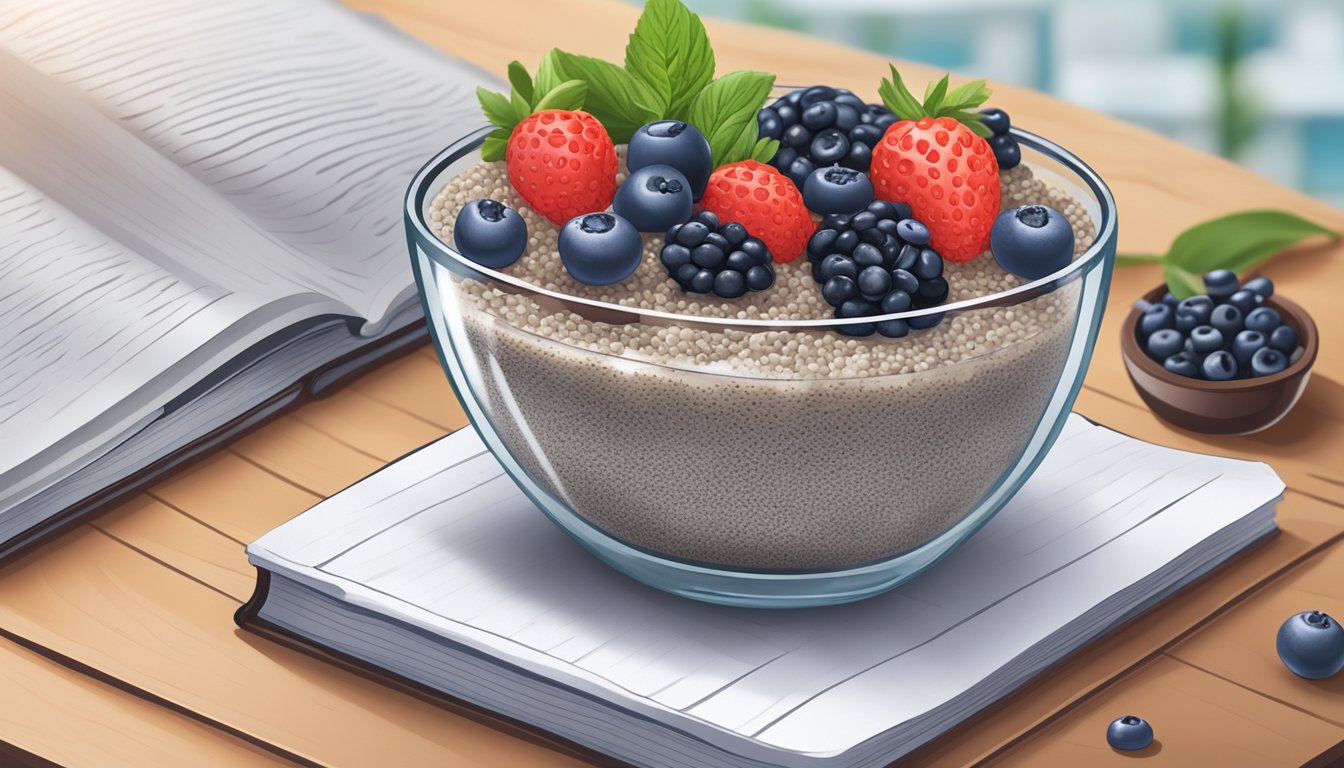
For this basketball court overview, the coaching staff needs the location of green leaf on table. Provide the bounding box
[552,50,664,143]
[1164,209,1338,275]
[533,79,588,113]
[507,61,533,106]
[625,0,715,121]
[687,70,776,166]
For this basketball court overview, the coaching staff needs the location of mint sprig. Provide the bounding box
[687,70,777,167]
[1118,210,1340,298]
[878,66,993,138]
[475,58,587,161]
[550,50,664,143]
[625,0,715,120]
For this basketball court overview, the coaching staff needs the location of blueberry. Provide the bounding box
[894,244,920,271]
[745,265,775,291]
[691,243,725,270]
[1146,328,1184,361]
[1232,330,1267,369]
[803,166,875,215]
[1242,275,1274,299]
[1173,310,1201,334]
[849,123,883,147]
[1226,289,1259,315]
[1106,716,1154,751]
[1209,304,1243,339]
[1251,346,1289,376]
[774,103,798,126]
[613,164,693,232]
[453,198,528,268]
[876,319,910,338]
[1163,352,1200,378]
[822,276,858,306]
[800,85,838,105]
[1244,306,1281,334]
[1201,349,1238,381]
[912,248,944,280]
[1276,610,1344,679]
[808,228,839,257]
[1269,324,1298,354]
[891,268,920,295]
[784,156,817,189]
[852,242,884,268]
[628,121,713,200]
[1160,291,1179,307]
[783,123,813,148]
[757,108,783,140]
[857,265,892,299]
[676,221,709,247]
[880,289,912,314]
[990,205,1074,279]
[896,218,930,246]
[1203,268,1239,300]
[834,104,860,132]
[1137,303,1173,336]
[696,210,720,229]
[833,230,859,254]
[818,254,858,281]
[1176,295,1214,325]
[1189,325,1224,354]
[558,213,642,286]
[979,108,1011,135]
[810,129,850,165]
[713,269,747,299]
[989,134,1021,170]
[801,101,838,130]
[841,142,872,171]
[849,211,878,231]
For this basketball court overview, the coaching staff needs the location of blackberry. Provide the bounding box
[805,199,950,337]
[662,210,775,299]
[758,85,896,188]
[979,108,1021,170]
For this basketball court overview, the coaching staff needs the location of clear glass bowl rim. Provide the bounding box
[405,124,1117,330]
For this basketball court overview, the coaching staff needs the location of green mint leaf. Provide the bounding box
[749,137,780,163]
[509,88,531,123]
[687,70,776,166]
[477,87,520,131]
[922,75,949,114]
[625,0,715,121]
[534,49,565,99]
[1114,253,1164,268]
[944,80,991,110]
[507,61,534,107]
[1164,209,1339,276]
[1164,262,1204,299]
[481,128,510,162]
[532,79,588,112]
[879,65,926,120]
[553,49,662,143]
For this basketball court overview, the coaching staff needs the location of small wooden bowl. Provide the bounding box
[1120,284,1318,435]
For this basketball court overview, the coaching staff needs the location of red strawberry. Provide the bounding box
[869,68,1001,262]
[506,110,617,225]
[699,160,812,263]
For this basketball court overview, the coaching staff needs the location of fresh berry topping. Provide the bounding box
[557,212,643,285]
[699,160,812,263]
[1227,289,1259,314]
[871,68,1000,262]
[979,108,1021,170]
[1277,610,1344,679]
[1232,329,1267,368]
[1269,323,1298,354]
[613,164,693,232]
[989,205,1074,279]
[506,110,618,225]
[759,86,895,184]
[1137,303,1173,337]
[627,121,714,201]
[805,198,949,336]
[1188,325,1224,354]
[1106,716,1154,751]
[661,210,775,298]
[1251,346,1288,376]
[1163,352,1200,377]
[1244,306,1281,334]
[802,167,875,215]
[453,199,528,268]
[1242,275,1274,298]
[1209,304,1242,339]
[1145,328,1183,361]
[979,108,1010,135]
[1203,268,1238,300]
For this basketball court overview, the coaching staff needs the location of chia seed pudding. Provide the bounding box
[427,159,1097,570]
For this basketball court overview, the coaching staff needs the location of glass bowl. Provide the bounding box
[405,126,1117,608]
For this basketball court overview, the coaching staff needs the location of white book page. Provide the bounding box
[250,416,1283,757]
[0,0,490,330]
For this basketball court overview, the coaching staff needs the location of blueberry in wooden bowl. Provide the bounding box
[1120,276,1318,435]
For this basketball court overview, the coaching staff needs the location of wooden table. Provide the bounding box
[3,1,1343,766]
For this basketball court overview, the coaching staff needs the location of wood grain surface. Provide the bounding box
[1,0,1342,766]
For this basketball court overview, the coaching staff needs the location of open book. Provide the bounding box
[240,415,1283,768]
[0,0,490,557]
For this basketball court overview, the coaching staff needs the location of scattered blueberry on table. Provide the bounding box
[453,198,528,268]
[1276,610,1344,679]
[1106,715,1154,751]
[1137,272,1305,380]
[558,212,644,286]
[990,204,1075,280]
[613,164,693,233]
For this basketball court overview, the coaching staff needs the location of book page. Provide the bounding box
[250,416,1283,757]
[0,0,491,329]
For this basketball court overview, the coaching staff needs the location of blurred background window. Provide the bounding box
[645,0,1344,208]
